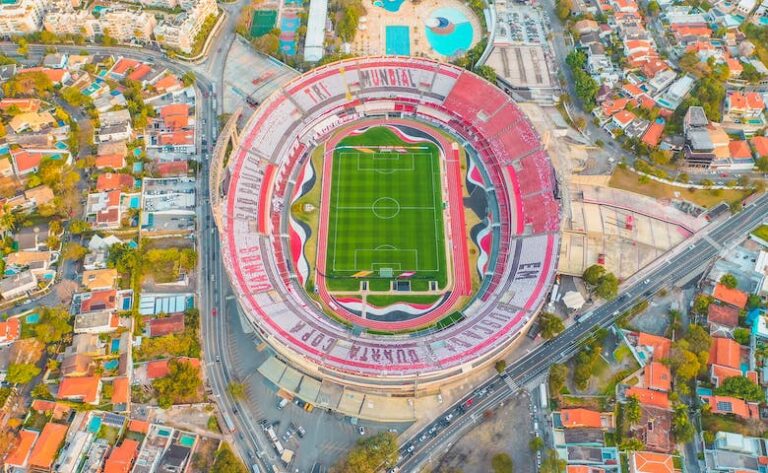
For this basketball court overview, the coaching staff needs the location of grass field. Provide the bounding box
[325,127,447,290]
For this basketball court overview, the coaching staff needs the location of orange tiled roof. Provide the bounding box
[155,75,182,92]
[0,317,21,342]
[747,92,765,110]
[12,149,44,174]
[637,332,672,360]
[614,110,636,125]
[730,140,752,159]
[146,357,201,379]
[0,98,41,113]
[727,58,744,75]
[602,98,631,117]
[626,387,670,409]
[568,467,606,473]
[704,395,758,419]
[642,121,664,147]
[713,283,748,309]
[111,377,130,405]
[111,58,141,76]
[561,408,603,428]
[630,451,677,473]
[127,64,152,82]
[158,131,194,146]
[28,423,68,469]
[708,303,739,327]
[644,362,672,392]
[80,289,117,313]
[623,83,644,98]
[711,364,742,387]
[751,136,768,158]
[96,173,134,191]
[128,419,150,434]
[156,161,188,177]
[31,399,56,412]
[709,337,741,369]
[674,25,712,37]
[57,376,100,403]
[103,439,139,473]
[95,154,126,170]
[19,67,67,84]
[5,429,39,467]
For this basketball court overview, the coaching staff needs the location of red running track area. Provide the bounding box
[314,118,472,331]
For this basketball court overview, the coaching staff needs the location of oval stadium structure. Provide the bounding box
[217,56,561,394]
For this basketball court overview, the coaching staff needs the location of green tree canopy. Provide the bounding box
[625,395,641,425]
[152,359,202,408]
[61,242,88,261]
[33,306,72,345]
[595,273,619,300]
[583,264,606,286]
[6,363,41,385]
[491,453,514,473]
[719,273,738,289]
[671,403,695,443]
[335,432,398,473]
[549,363,569,395]
[540,312,565,339]
[715,375,765,402]
[211,443,247,473]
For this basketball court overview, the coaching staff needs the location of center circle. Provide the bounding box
[371,197,401,219]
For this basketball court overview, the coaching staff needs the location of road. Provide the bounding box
[399,192,768,472]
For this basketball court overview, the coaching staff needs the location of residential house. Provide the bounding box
[104,438,139,472]
[628,451,679,473]
[81,268,118,291]
[147,313,185,337]
[27,423,69,471]
[707,303,740,335]
[0,317,20,345]
[57,376,102,405]
[73,311,119,334]
[4,429,39,470]
[700,394,759,419]
[0,270,37,300]
[713,283,749,309]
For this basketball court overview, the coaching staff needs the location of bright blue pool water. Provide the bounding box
[103,359,119,370]
[25,312,40,324]
[133,162,143,173]
[697,387,713,396]
[110,338,120,353]
[374,0,405,12]
[385,25,411,55]
[425,7,473,57]
[179,435,195,447]
[158,428,171,437]
[129,196,140,209]
[88,416,102,433]
[760,17,768,25]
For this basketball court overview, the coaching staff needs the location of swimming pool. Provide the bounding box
[374,0,405,12]
[385,25,411,55]
[110,338,120,353]
[179,434,196,447]
[88,416,102,433]
[103,359,119,370]
[425,7,473,57]
[25,312,40,324]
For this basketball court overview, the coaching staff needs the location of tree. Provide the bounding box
[475,65,498,83]
[335,432,398,473]
[595,273,619,300]
[719,273,738,289]
[152,359,202,408]
[540,312,565,339]
[757,157,768,173]
[69,219,92,235]
[685,324,712,355]
[227,381,247,400]
[741,61,765,84]
[33,306,72,345]
[692,294,712,316]
[211,443,247,473]
[540,448,566,473]
[495,359,507,374]
[555,0,573,20]
[549,363,568,395]
[671,404,695,443]
[181,71,196,87]
[530,436,545,452]
[625,395,641,425]
[620,438,645,451]
[733,327,751,345]
[61,242,88,261]
[491,453,514,473]
[32,383,53,400]
[6,363,41,385]
[582,264,606,286]
[715,375,765,402]
[647,0,661,14]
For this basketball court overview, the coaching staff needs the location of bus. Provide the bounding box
[222,412,236,432]
[539,383,548,410]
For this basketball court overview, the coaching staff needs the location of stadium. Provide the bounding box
[216,56,561,394]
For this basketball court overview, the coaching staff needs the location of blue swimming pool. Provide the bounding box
[279,12,300,56]
[88,416,102,433]
[111,338,120,353]
[103,359,119,370]
[25,312,40,324]
[425,7,473,57]
[374,0,405,12]
[385,25,411,55]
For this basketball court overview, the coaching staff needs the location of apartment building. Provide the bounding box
[43,7,156,42]
[0,0,46,36]
[153,0,216,53]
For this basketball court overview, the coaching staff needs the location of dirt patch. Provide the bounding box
[189,436,221,473]
[433,394,535,473]
[609,167,749,208]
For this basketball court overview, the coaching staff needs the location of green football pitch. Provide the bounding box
[325,127,447,290]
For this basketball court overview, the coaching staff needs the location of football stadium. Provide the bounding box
[216,56,561,393]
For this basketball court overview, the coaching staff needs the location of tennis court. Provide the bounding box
[385,25,411,55]
[250,10,277,38]
[325,127,447,289]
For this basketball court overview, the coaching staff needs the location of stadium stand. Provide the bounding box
[220,57,560,384]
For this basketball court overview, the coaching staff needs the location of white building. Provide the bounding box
[153,0,217,53]
[303,0,328,62]
[0,0,46,36]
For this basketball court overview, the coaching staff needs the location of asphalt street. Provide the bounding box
[399,193,768,472]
